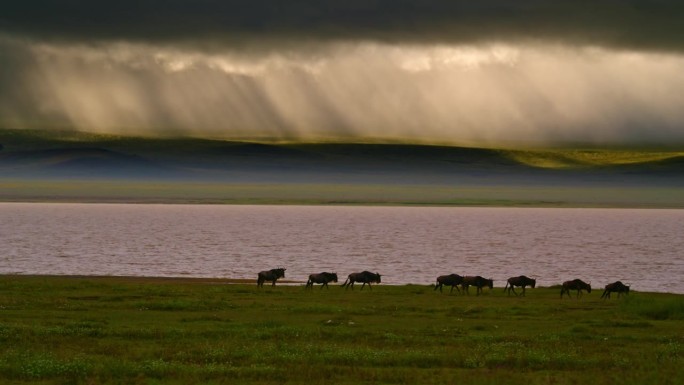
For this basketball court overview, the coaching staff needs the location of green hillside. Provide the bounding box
[2,128,683,175]
[504,149,684,169]
[1,128,683,206]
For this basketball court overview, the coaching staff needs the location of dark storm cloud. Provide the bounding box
[2,1,684,145]
[2,0,684,52]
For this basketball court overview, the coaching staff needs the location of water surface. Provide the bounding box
[1,203,682,293]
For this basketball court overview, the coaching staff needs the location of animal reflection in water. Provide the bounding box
[257,268,286,287]
[601,281,630,299]
[461,276,494,295]
[434,274,464,294]
[306,272,338,289]
[560,279,591,298]
[341,271,382,290]
[504,276,536,296]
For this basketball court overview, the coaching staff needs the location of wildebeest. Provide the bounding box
[461,276,494,295]
[601,281,630,299]
[257,268,286,287]
[341,271,381,290]
[434,274,463,294]
[504,275,536,296]
[560,279,591,298]
[306,272,338,289]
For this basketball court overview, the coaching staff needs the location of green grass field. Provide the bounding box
[2,179,683,208]
[0,276,682,384]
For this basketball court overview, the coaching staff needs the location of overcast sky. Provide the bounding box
[2,1,684,145]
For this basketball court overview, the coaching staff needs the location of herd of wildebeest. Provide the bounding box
[256,268,631,299]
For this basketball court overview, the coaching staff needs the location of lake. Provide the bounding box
[1,203,682,293]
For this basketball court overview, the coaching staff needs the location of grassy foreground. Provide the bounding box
[0,276,682,385]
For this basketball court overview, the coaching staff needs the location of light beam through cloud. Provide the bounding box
[2,37,684,146]
[2,1,684,145]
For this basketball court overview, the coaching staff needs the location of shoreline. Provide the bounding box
[0,274,301,286]
[1,197,683,209]
[3,274,683,295]
[2,179,683,209]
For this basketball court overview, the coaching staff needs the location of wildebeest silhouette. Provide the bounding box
[504,276,536,296]
[341,271,381,290]
[461,276,494,295]
[306,272,338,289]
[257,268,286,287]
[601,281,630,299]
[434,274,463,294]
[560,279,591,298]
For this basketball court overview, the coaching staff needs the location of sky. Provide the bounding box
[2,1,684,146]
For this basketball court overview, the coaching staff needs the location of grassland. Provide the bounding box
[2,179,684,207]
[503,148,684,169]
[0,276,682,384]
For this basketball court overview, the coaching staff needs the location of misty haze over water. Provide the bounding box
[2,203,682,293]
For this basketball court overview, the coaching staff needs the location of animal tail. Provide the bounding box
[341,278,350,288]
[504,282,509,291]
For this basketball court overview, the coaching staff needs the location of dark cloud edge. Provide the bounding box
[1,1,684,53]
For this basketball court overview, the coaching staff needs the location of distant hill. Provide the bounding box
[1,128,683,187]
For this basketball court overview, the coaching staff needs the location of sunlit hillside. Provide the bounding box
[1,128,683,207]
[2,128,684,176]
[504,149,684,169]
